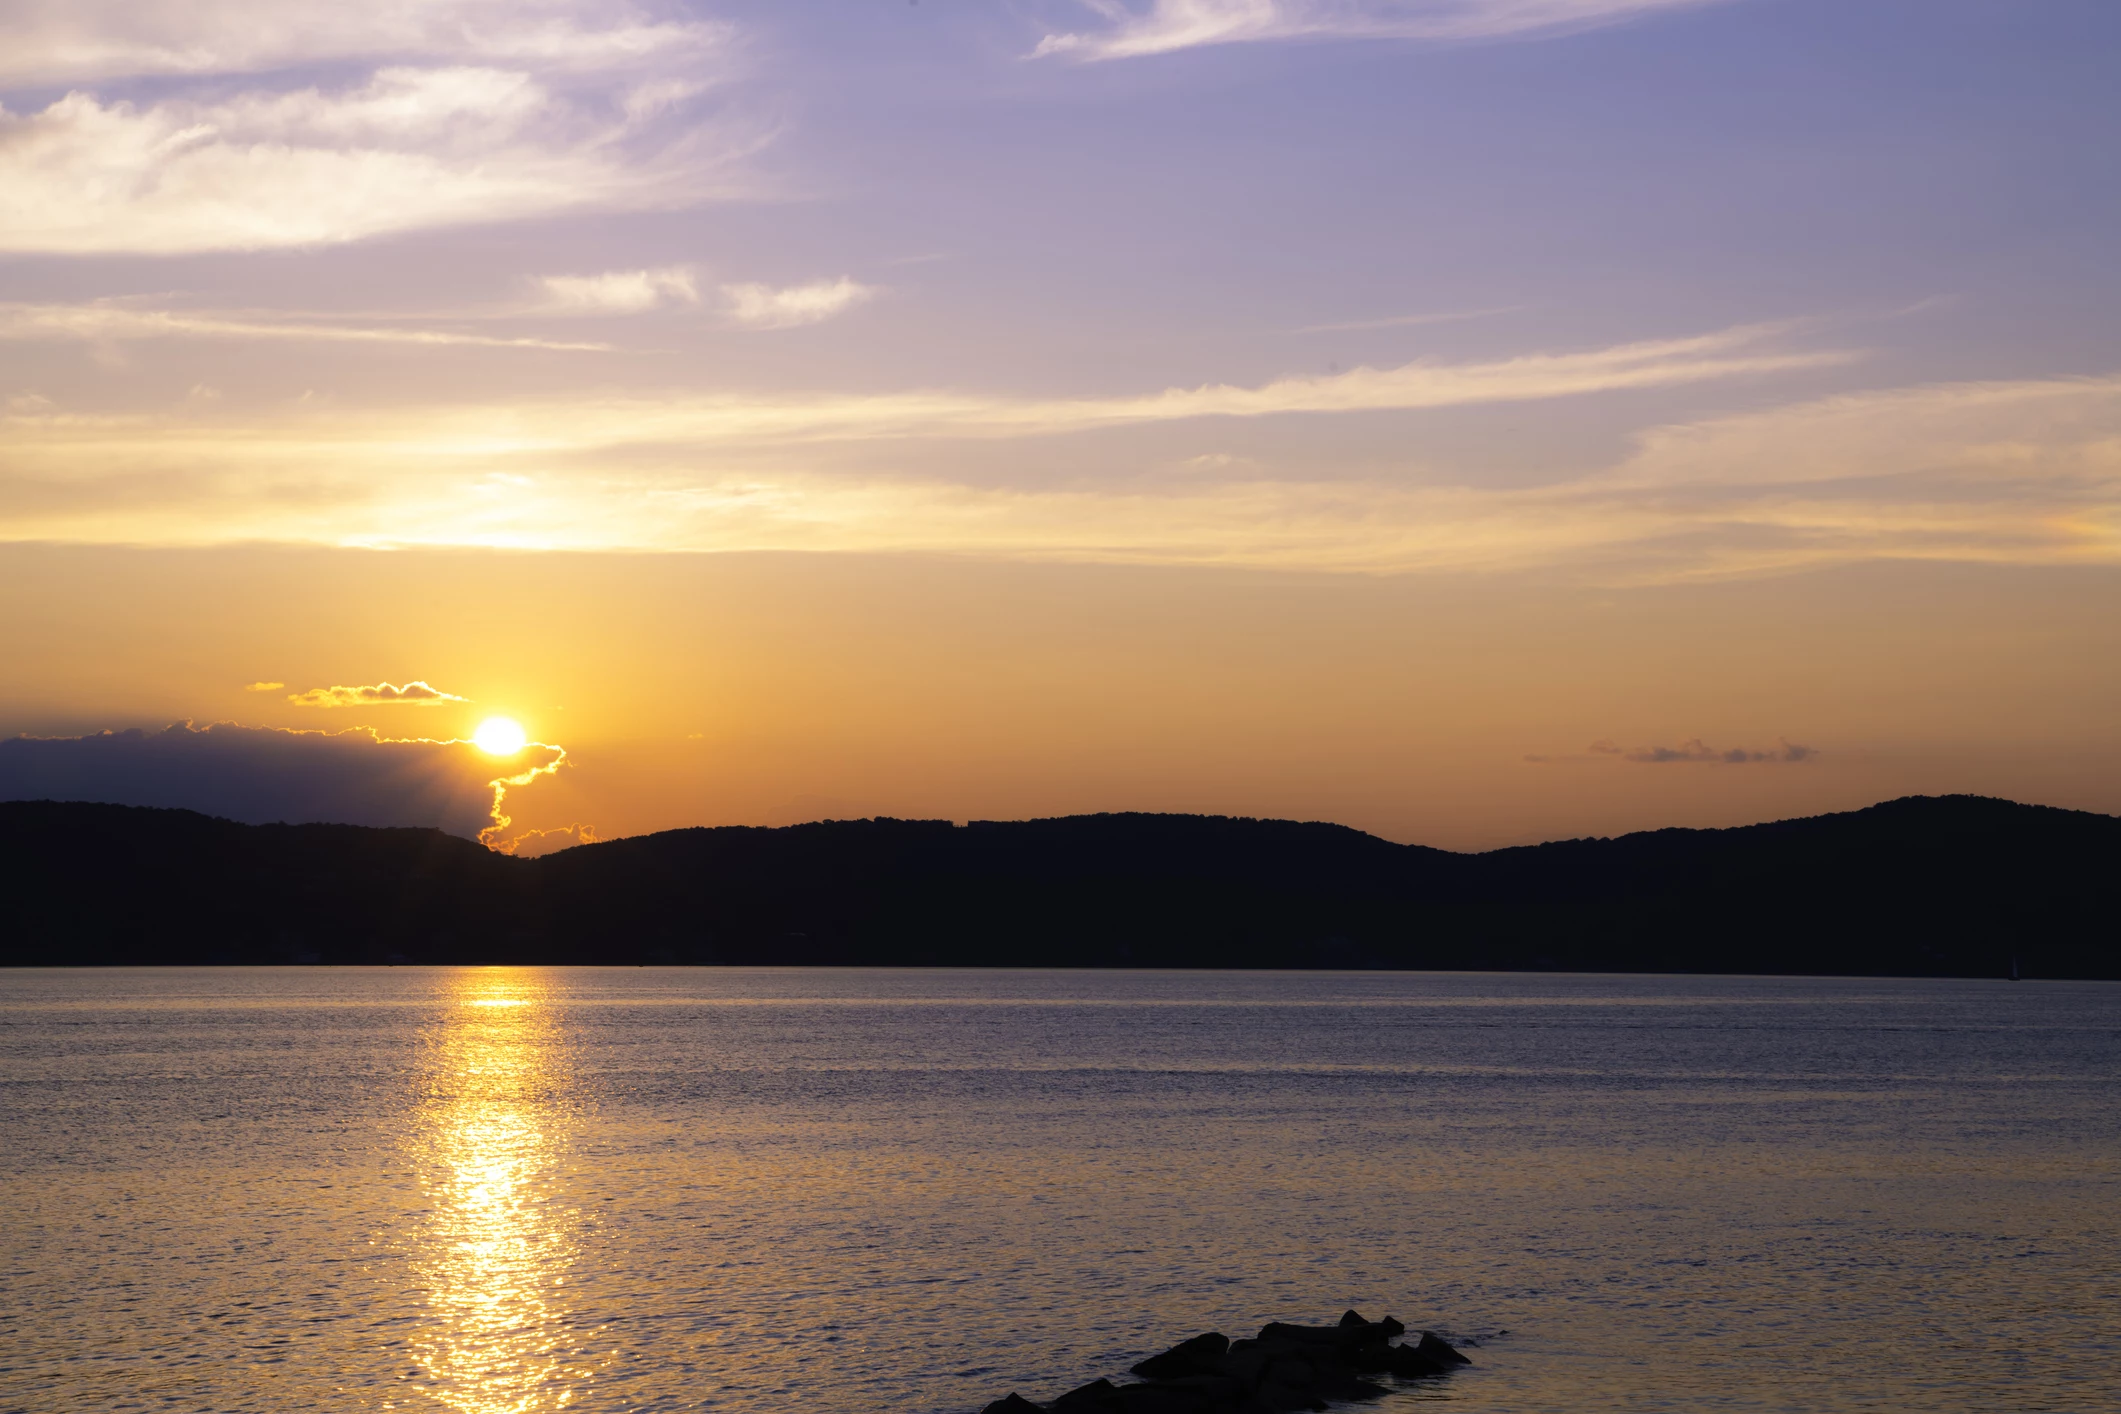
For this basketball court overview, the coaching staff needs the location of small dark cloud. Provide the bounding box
[1605,737,1818,764]
[0,722,563,842]
[1533,737,1819,766]
[287,680,467,708]
[1628,740,1722,763]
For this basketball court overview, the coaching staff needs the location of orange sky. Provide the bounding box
[4,545,2116,851]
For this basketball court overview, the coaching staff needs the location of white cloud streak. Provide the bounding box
[1297,305,1522,334]
[0,300,612,352]
[0,66,757,254]
[18,323,2083,582]
[389,322,1826,441]
[11,322,2110,579]
[0,0,728,86]
[0,321,1834,448]
[721,277,878,330]
[1036,0,1723,60]
[532,267,700,315]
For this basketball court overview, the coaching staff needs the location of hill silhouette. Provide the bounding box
[2,795,2114,976]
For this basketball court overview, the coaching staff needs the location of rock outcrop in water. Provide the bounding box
[976,1311,1471,1414]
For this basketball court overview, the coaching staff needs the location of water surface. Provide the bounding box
[2,968,2116,1412]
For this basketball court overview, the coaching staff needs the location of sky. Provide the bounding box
[2,0,2118,851]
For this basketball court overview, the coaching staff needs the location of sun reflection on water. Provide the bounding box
[405,969,590,1414]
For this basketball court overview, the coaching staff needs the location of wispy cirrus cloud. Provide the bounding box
[0,2,758,257]
[0,0,729,86]
[1297,305,1522,334]
[1035,0,1723,60]
[722,277,878,330]
[10,330,2115,583]
[383,320,1827,439]
[0,300,613,352]
[0,66,760,255]
[287,681,469,708]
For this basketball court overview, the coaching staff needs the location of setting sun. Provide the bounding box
[472,718,527,756]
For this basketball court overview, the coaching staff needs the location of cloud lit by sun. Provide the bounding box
[473,717,528,756]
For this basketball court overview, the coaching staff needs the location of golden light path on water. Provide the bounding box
[401,970,593,1414]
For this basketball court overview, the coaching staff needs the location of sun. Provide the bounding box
[472,717,528,756]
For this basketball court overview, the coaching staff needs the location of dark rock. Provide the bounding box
[1256,1323,1355,1350]
[1256,1323,1337,1344]
[1332,1312,1406,1345]
[1154,1374,1245,1406]
[974,1312,1464,1414]
[1413,1332,1472,1367]
[1258,1352,1322,1389]
[1219,1341,1275,1389]
[1051,1378,1123,1412]
[982,1396,1046,1414]
[1131,1332,1232,1380]
[1113,1379,1230,1414]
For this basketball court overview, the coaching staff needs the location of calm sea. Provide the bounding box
[1,968,2115,1413]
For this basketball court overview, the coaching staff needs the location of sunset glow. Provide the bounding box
[473,718,528,757]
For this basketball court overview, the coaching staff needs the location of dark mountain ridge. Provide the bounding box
[3,795,2114,975]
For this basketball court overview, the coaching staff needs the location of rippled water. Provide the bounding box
[2,968,2116,1413]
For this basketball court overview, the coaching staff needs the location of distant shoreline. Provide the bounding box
[4,794,2115,977]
